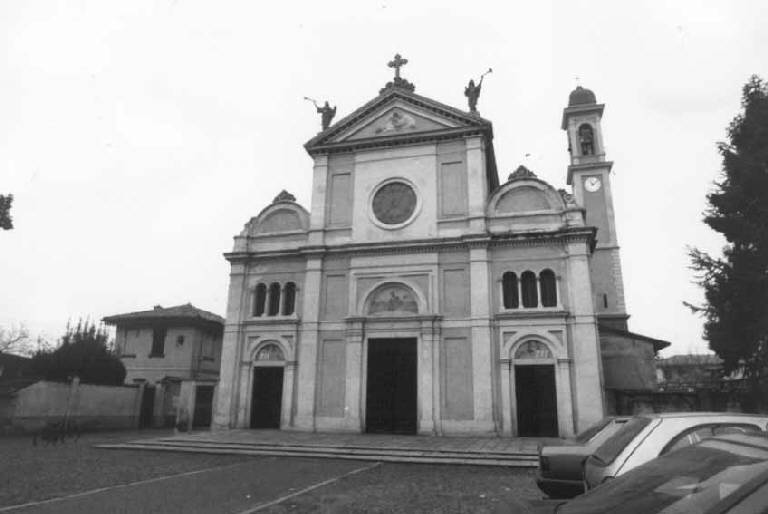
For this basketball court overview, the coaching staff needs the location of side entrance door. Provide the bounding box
[139,385,155,428]
[365,338,417,435]
[250,367,284,428]
[192,385,215,428]
[515,365,558,437]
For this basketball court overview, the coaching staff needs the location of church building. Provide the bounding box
[213,56,662,437]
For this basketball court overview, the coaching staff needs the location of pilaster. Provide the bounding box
[294,256,323,430]
[308,155,329,246]
[469,247,494,428]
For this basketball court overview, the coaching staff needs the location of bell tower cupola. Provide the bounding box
[562,86,628,330]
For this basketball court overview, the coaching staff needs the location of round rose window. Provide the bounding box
[371,181,417,225]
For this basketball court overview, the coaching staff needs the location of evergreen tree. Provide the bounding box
[689,75,768,411]
[0,194,12,230]
[31,319,126,385]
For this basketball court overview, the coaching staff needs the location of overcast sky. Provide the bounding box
[2,0,766,356]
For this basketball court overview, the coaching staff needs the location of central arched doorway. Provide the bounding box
[250,343,285,429]
[514,340,558,437]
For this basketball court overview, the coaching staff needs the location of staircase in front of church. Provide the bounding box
[95,429,542,467]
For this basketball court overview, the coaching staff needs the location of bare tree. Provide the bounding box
[0,323,32,355]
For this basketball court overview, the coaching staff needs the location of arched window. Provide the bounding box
[578,124,595,155]
[282,282,296,315]
[540,269,557,307]
[521,271,538,308]
[267,282,281,316]
[502,272,519,309]
[253,283,267,317]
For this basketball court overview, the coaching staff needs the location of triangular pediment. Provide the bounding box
[305,88,492,154]
[331,101,458,143]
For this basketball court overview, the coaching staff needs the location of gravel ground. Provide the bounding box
[0,430,251,508]
[264,463,542,514]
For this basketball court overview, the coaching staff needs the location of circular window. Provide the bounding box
[371,181,418,226]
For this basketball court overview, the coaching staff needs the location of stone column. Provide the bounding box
[556,358,575,437]
[307,155,329,247]
[469,246,494,431]
[213,262,248,430]
[281,362,296,428]
[565,240,605,431]
[499,359,513,436]
[465,136,488,233]
[294,255,323,430]
[344,319,364,432]
[418,318,439,435]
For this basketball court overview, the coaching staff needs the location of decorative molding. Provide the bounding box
[507,165,537,182]
[272,190,297,204]
[226,227,597,264]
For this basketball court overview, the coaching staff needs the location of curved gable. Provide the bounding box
[496,186,552,213]
[256,208,303,233]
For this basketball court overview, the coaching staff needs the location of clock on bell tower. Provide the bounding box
[562,86,628,330]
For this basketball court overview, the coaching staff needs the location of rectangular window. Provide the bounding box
[151,328,166,357]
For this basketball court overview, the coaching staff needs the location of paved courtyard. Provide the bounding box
[0,430,545,513]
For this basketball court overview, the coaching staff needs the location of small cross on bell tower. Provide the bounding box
[380,52,415,95]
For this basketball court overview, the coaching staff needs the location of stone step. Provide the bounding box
[135,438,536,460]
[96,441,537,467]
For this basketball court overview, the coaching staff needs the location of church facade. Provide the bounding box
[213,63,636,437]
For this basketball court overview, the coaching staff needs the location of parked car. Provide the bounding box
[583,412,768,490]
[533,432,768,513]
[536,417,629,498]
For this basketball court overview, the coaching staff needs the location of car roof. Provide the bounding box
[638,411,768,420]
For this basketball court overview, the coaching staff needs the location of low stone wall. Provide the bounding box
[8,379,141,433]
[606,388,746,415]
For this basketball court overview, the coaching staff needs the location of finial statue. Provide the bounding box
[465,68,493,114]
[304,97,337,130]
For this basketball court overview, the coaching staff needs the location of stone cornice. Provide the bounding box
[224,227,597,264]
[494,310,570,321]
[306,127,490,156]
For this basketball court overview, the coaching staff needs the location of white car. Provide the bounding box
[583,412,768,490]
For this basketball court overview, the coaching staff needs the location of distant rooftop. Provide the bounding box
[102,303,225,327]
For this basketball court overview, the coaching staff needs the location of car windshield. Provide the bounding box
[557,443,768,514]
[591,416,652,465]
[573,418,613,444]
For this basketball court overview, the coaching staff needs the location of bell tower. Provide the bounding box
[562,86,628,330]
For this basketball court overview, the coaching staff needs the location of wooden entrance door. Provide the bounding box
[365,338,417,434]
[192,385,215,428]
[250,367,283,429]
[515,365,558,436]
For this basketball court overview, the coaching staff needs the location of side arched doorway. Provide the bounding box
[514,340,558,437]
[250,343,285,429]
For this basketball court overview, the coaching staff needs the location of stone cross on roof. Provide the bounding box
[388,53,408,79]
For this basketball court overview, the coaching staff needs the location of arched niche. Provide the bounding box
[249,339,293,364]
[513,340,554,360]
[254,343,285,362]
[364,282,421,316]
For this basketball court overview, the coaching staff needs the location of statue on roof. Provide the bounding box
[465,68,492,114]
[304,97,337,130]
